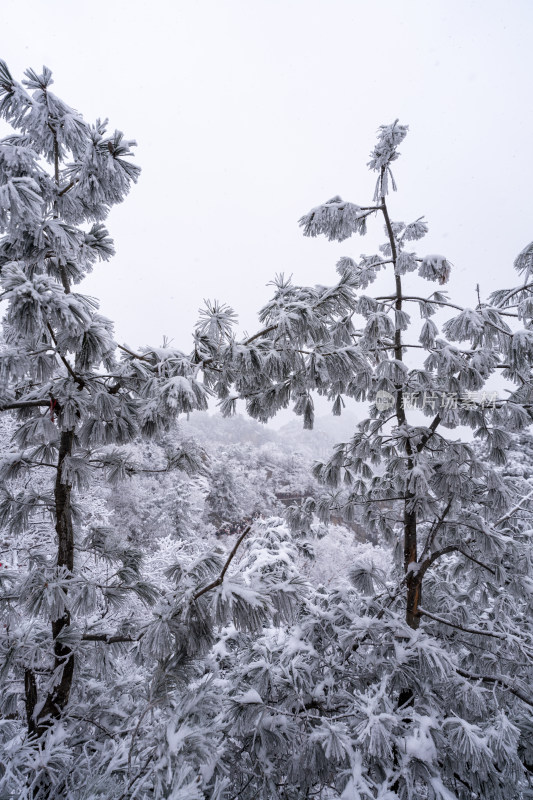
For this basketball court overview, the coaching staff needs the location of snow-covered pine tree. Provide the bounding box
[196,122,533,797]
[204,460,242,529]
[2,59,532,797]
[0,63,292,799]
[0,63,311,800]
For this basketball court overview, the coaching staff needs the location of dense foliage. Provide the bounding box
[195,121,533,798]
[0,63,531,800]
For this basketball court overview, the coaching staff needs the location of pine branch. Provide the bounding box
[496,488,533,527]
[376,294,463,311]
[116,749,156,800]
[375,294,518,318]
[117,343,152,362]
[82,528,253,645]
[0,399,50,410]
[419,500,453,563]
[244,325,278,345]
[58,178,78,197]
[494,281,533,305]
[416,413,441,452]
[227,773,256,800]
[455,666,533,709]
[453,548,496,574]
[193,524,252,600]
[47,323,85,389]
[81,632,139,643]
[417,607,508,640]
[418,541,495,580]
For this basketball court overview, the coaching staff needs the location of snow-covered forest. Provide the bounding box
[0,53,532,800]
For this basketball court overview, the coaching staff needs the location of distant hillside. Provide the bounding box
[276,411,359,457]
[180,409,359,458]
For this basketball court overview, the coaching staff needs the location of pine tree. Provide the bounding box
[0,61,221,797]
[197,122,533,797]
[2,58,532,798]
[0,62,304,800]
[0,58,143,741]
[204,460,242,529]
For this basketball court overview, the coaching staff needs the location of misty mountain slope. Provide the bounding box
[181,409,360,459]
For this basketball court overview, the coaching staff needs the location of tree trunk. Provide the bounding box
[404,503,421,630]
[380,184,422,633]
[34,428,76,734]
[24,668,38,737]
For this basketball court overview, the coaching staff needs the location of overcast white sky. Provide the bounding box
[2,0,533,424]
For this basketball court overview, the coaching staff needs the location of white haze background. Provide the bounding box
[1,0,532,425]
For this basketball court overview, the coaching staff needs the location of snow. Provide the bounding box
[235,689,262,704]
